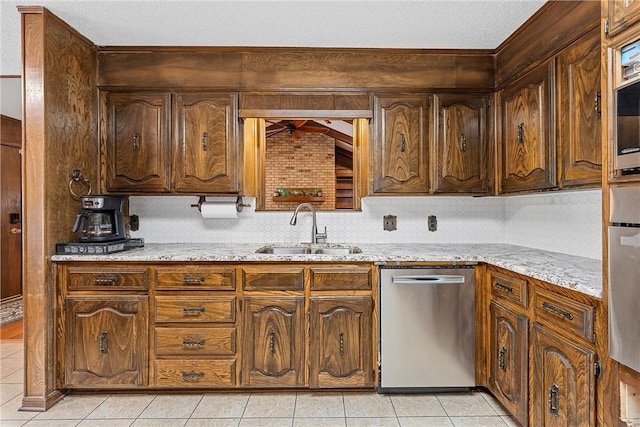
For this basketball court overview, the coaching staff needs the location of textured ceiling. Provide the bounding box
[0,0,546,75]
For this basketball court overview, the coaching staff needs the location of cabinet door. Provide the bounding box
[309,297,373,388]
[241,296,305,387]
[433,94,490,193]
[488,301,529,426]
[557,31,602,188]
[500,60,556,193]
[64,296,148,388]
[173,93,239,193]
[373,95,429,193]
[104,92,171,192]
[532,324,595,427]
[607,0,640,37]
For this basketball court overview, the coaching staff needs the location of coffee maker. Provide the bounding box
[73,195,126,242]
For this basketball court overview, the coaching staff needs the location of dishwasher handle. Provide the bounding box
[391,275,466,285]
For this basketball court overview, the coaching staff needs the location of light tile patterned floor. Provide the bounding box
[1,339,519,426]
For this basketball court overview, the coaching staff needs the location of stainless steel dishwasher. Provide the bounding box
[378,266,476,392]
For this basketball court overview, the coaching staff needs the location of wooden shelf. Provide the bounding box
[272,196,325,203]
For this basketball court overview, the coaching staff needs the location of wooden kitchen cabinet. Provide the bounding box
[241,296,305,387]
[531,324,596,426]
[64,296,148,388]
[557,29,602,188]
[432,93,490,194]
[103,91,239,194]
[372,95,430,193]
[309,296,373,388]
[606,0,640,38]
[104,92,172,192]
[173,92,238,193]
[499,60,557,193]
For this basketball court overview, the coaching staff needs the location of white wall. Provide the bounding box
[129,189,603,259]
[0,77,21,119]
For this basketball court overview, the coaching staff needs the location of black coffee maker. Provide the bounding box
[73,195,126,242]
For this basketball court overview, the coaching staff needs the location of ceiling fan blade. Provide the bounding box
[292,120,308,129]
[298,126,329,133]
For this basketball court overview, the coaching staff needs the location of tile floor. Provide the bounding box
[1,338,518,427]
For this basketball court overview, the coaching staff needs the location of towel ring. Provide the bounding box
[69,169,92,200]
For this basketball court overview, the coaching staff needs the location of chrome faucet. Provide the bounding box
[289,203,327,244]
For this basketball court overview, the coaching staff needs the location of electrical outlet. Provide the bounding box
[428,215,437,232]
[383,215,397,231]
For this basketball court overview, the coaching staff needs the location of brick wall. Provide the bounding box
[265,131,336,211]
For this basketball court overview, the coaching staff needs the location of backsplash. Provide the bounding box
[129,189,602,259]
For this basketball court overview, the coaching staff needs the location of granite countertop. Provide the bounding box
[51,242,603,299]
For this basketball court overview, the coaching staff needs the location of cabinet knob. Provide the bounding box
[132,133,140,151]
[9,227,21,234]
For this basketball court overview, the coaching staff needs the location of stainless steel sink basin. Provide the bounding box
[256,245,362,255]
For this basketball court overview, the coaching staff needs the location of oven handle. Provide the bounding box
[392,275,466,285]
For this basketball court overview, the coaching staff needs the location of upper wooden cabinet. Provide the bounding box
[373,95,430,193]
[173,93,238,193]
[607,0,640,38]
[104,92,172,192]
[432,94,490,194]
[499,60,557,193]
[103,91,238,194]
[556,31,602,188]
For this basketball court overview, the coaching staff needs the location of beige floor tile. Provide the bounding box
[0,394,37,421]
[22,419,83,426]
[398,417,454,427]
[185,419,240,427]
[86,394,156,419]
[343,393,396,418]
[131,418,188,426]
[346,417,400,427]
[437,393,498,417]
[500,416,519,427]
[450,416,507,426]
[77,419,135,426]
[479,392,509,416]
[0,383,23,405]
[33,394,108,420]
[239,418,292,426]
[0,368,23,384]
[0,341,23,358]
[242,393,296,418]
[191,393,249,418]
[294,392,344,418]
[0,420,30,427]
[293,417,346,427]
[390,395,447,417]
[139,394,203,419]
[0,358,23,379]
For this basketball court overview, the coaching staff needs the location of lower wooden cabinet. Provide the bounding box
[532,323,596,426]
[309,296,373,388]
[488,301,529,426]
[64,296,148,388]
[241,296,305,387]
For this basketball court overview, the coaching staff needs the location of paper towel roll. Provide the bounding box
[200,201,238,219]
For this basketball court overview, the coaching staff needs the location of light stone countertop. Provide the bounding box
[51,242,603,299]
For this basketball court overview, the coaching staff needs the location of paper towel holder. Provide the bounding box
[191,196,251,213]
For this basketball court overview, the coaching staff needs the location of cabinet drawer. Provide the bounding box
[154,359,236,387]
[241,266,304,290]
[156,267,235,290]
[534,287,595,343]
[66,267,149,291]
[489,270,528,309]
[155,327,236,356]
[155,296,235,323]
[310,266,372,290]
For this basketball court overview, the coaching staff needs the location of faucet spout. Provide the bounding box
[289,203,326,244]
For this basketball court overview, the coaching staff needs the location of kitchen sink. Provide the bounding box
[255,245,362,255]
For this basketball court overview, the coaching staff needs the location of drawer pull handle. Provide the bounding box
[99,331,108,354]
[94,277,118,285]
[498,346,507,371]
[132,133,140,151]
[182,371,205,380]
[548,383,559,416]
[339,332,345,356]
[182,307,205,315]
[460,133,467,153]
[542,302,574,320]
[269,332,276,355]
[202,132,209,151]
[516,123,525,144]
[182,339,205,348]
[182,277,206,284]
[399,133,406,152]
[494,282,514,294]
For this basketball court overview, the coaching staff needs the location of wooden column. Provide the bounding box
[19,6,98,411]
